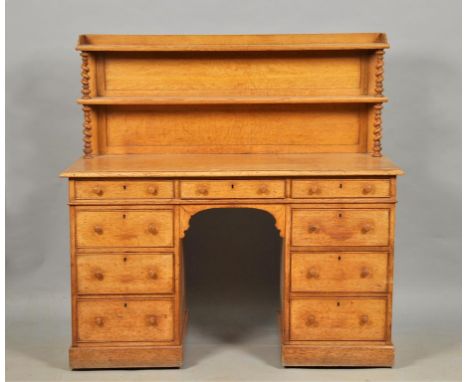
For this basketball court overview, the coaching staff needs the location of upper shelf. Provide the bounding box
[77,33,389,52]
[77,95,388,106]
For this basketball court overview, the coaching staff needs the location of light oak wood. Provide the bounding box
[282,344,394,367]
[291,208,390,247]
[78,95,388,105]
[74,180,174,200]
[75,209,174,248]
[62,33,402,369]
[70,345,183,369]
[77,33,389,52]
[76,253,174,295]
[290,252,388,293]
[291,179,391,198]
[77,298,174,342]
[180,180,286,199]
[289,297,387,341]
[60,153,404,178]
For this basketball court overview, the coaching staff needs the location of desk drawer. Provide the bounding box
[291,179,391,198]
[290,297,387,341]
[291,252,388,293]
[77,254,174,295]
[76,210,174,248]
[77,299,174,342]
[180,180,285,199]
[75,180,174,200]
[291,209,390,247]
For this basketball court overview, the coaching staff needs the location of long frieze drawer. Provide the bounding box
[290,297,387,341]
[77,299,174,342]
[75,210,174,248]
[77,254,174,295]
[291,209,390,247]
[74,180,174,200]
[291,252,388,293]
[291,179,391,198]
[180,180,286,199]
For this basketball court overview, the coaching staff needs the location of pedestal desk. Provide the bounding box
[61,34,404,369]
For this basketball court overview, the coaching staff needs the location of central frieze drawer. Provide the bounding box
[77,299,174,342]
[75,210,174,248]
[75,180,174,200]
[180,180,286,199]
[77,254,174,295]
[290,297,387,341]
[291,252,388,293]
[291,209,390,247]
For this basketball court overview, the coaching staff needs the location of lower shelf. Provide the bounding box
[69,345,183,369]
[282,343,395,367]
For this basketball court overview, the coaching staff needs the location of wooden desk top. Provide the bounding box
[61,153,403,178]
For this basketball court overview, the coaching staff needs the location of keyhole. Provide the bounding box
[124,303,127,308]
[123,257,127,262]
[338,213,342,218]
[338,256,342,261]
[339,183,343,189]
[231,184,235,189]
[337,302,341,307]
[122,185,127,190]
[122,214,126,219]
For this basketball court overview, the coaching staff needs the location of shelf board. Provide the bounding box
[76,33,389,52]
[77,95,388,106]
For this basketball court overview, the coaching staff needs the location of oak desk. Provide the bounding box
[61,33,403,369]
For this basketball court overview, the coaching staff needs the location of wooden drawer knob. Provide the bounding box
[94,272,104,280]
[147,224,158,235]
[147,186,159,195]
[94,226,103,235]
[305,315,317,327]
[95,316,104,326]
[147,315,158,326]
[361,224,372,234]
[92,186,103,196]
[196,186,209,195]
[308,225,319,234]
[306,268,319,279]
[148,270,158,280]
[257,185,270,195]
[359,314,369,325]
[362,185,374,195]
[308,185,320,195]
[360,267,370,278]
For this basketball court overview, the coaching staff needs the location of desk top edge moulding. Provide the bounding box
[61,33,403,369]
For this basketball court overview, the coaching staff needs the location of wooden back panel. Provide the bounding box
[77,34,387,156]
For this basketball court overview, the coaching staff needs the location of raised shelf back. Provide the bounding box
[78,34,387,157]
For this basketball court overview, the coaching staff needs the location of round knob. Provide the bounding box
[94,272,104,280]
[306,268,319,279]
[148,315,158,326]
[362,185,374,195]
[361,224,372,234]
[359,314,369,325]
[147,186,158,195]
[360,267,370,278]
[308,225,319,234]
[305,315,317,327]
[148,270,158,280]
[257,185,269,195]
[308,185,320,195]
[95,316,104,326]
[94,226,103,235]
[197,186,209,195]
[148,224,158,235]
[92,186,103,196]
